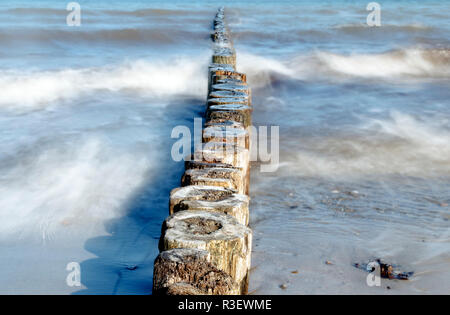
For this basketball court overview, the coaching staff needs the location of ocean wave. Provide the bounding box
[237,52,295,87]
[237,48,450,85]
[4,48,444,111]
[0,57,208,110]
[101,8,210,17]
[333,23,433,33]
[308,48,450,79]
[284,111,450,178]
[233,29,324,44]
[0,138,152,240]
[233,22,435,45]
[4,7,66,15]
[2,7,208,17]
[0,28,205,45]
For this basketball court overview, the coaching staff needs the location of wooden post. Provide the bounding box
[211,70,247,84]
[209,89,249,100]
[153,7,254,295]
[207,64,236,96]
[169,185,235,213]
[169,185,249,225]
[207,97,249,109]
[203,125,249,149]
[159,210,252,293]
[164,283,205,295]
[211,83,250,94]
[197,141,249,171]
[153,248,240,295]
[211,83,251,101]
[212,47,237,69]
[185,159,239,171]
[181,167,245,194]
[207,104,253,128]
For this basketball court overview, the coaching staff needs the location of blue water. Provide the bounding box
[0,0,449,294]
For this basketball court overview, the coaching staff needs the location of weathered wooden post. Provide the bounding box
[153,248,240,295]
[181,167,245,194]
[159,210,252,293]
[203,124,249,149]
[212,47,237,69]
[169,185,250,226]
[206,104,252,129]
[211,70,247,84]
[152,7,254,295]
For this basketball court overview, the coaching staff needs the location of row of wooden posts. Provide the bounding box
[153,7,253,295]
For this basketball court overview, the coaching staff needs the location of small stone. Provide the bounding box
[325,260,333,265]
[280,284,288,290]
[291,270,299,274]
[345,190,360,197]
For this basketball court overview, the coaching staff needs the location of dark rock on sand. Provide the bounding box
[353,259,414,280]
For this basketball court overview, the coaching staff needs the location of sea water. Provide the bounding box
[0,0,448,294]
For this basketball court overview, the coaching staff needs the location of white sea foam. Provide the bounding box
[237,48,450,84]
[237,52,295,87]
[0,56,208,110]
[285,111,450,178]
[311,48,450,79]
[1,48,446,112]
[0,138,152,241]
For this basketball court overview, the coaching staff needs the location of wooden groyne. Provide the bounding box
[153,7,253,295]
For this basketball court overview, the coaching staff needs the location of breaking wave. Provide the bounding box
[0,56,208,110]
[0,138,152,240]
[305,48,450,79]
[285,111,450,178]
[237,48,450,86]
